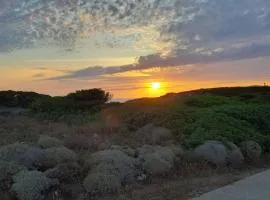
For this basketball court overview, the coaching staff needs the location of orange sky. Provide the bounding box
[1,0,270,100]
[1,56,269,100]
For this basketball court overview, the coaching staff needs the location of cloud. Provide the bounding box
[1,0,269,52]
[48,41,270,80]
[32,73,45,78]
[2,0,270,70]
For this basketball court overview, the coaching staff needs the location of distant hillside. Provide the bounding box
[126,86,270,104]
[102,85,270,128]
[166,85,270,97]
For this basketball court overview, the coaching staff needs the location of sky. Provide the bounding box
[1,0,270,100]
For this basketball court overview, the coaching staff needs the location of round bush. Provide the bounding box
[0,161,26,191]
[41,147,77,170]
[137,145,178,176]
[194,140,244,166]
[240,141,262,161]
[11,171,59,200]
[83,172,121,195]
[86,149,137,184]
[0,143,30,162]
[37,135,63,149]
[142,154,173,176]
[17,148,47,170]
[45,162,81,183]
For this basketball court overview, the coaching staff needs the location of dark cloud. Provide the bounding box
[48,41,270,80]
[32,73,45,78]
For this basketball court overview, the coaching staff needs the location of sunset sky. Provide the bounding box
[1,0,270,100]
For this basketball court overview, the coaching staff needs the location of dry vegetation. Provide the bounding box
[1,86,270,200]
[1,114,270,200]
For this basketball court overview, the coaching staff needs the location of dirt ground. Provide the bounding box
[93,160,270,200]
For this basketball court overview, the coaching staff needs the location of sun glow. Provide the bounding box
[150,82,161,90]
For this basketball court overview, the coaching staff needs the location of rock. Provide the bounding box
[137,173,147,181]
[11,171,59,200]
[37,135,63,149]
[194,141,229,166]
[240,141,262,161]
[83,172,121,195]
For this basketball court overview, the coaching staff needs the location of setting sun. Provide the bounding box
[151,82,161,90]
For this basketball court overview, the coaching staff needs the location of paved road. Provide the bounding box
[192,170,270,200]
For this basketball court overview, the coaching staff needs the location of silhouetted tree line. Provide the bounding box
[0,89,113,113]
[0,90,49,108]
[30,88,112,113]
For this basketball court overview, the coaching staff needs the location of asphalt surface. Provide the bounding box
[192,170,270,200]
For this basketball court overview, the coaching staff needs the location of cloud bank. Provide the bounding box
[1,0,270,79]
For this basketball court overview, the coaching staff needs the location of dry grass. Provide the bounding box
[0,115,119,148]
[94,159,270,200]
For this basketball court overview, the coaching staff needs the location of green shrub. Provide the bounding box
[11,171,59,200]
[30,96,75,113]
[67,88,112,106]
[122,111,169,131]
[0,90,48,108]
[183,95,240,108]
[181,109,264,148]
[30,89,112,121]
[214,104,270,133]
[164,96,270,149]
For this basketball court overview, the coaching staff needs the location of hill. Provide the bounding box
[102,86,270,148]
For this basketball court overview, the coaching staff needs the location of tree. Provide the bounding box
[66,88,112,105]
